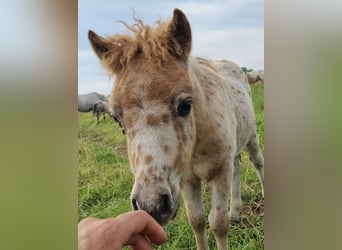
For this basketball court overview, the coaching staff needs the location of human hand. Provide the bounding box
[78,210,167,250]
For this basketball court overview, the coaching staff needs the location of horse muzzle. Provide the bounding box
[131,192,179,226]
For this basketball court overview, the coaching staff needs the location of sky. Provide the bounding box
[78,0,264,95]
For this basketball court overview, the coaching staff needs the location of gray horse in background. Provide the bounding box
[93,100,110,124]
[78,92,108,112]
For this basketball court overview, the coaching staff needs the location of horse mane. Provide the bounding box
[89,9,191,75]
[104,14,180,72]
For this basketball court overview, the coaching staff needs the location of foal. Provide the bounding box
[88,9,264,250]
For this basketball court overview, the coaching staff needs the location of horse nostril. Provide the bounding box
[159,194,172,214]
[132,199,139,210]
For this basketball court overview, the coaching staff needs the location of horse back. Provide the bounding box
[190,58,256,158]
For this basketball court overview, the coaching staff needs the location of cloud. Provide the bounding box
[78,76,114,95]
[78,50,95,60]
[78,49,113,94]
[192,26,264,69]
[178,0,247,17]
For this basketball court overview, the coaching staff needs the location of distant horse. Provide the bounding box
[93,100,110,124]
[247,70,264,84]
[78,92,108,112]
[88,9,264,250]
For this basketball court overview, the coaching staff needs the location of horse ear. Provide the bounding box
[167,9,192,61]
[88,30,124,75]
[88,30,112,60]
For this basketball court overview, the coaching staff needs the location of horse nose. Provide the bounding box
[131,194,172,212]
[158,194,172,215]
[131,193,173,225]
[131,198,140,210]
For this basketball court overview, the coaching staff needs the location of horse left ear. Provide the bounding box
[167,8,192,61]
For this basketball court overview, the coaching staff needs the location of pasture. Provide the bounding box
[78,82,264,249]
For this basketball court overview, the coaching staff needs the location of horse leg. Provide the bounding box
[96,110,100,124]
[208,158,233,250]
[181,178,209,250]
[246,132,264,197]
[229,156,242,223]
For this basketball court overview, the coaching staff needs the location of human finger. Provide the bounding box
[115,210,167,245]
[127,234,153,250]
[78,217,99,227]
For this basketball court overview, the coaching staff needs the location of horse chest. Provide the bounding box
[188,129,233,179]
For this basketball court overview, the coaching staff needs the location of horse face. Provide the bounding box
[89,8,194,225]
[110,64,194,225]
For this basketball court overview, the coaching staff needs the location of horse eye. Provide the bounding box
[177,100,192,117]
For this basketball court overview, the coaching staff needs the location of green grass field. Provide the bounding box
[78,82,264,249]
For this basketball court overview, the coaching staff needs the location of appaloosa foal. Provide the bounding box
[88,8,264,250]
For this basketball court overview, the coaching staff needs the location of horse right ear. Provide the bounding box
[88,30,124,75]
[88,30,112,60]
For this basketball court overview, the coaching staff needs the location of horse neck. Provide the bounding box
[190,58,210,105]
[188,57,212,135]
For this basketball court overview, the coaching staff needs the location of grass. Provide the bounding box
[78,82,264,249]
